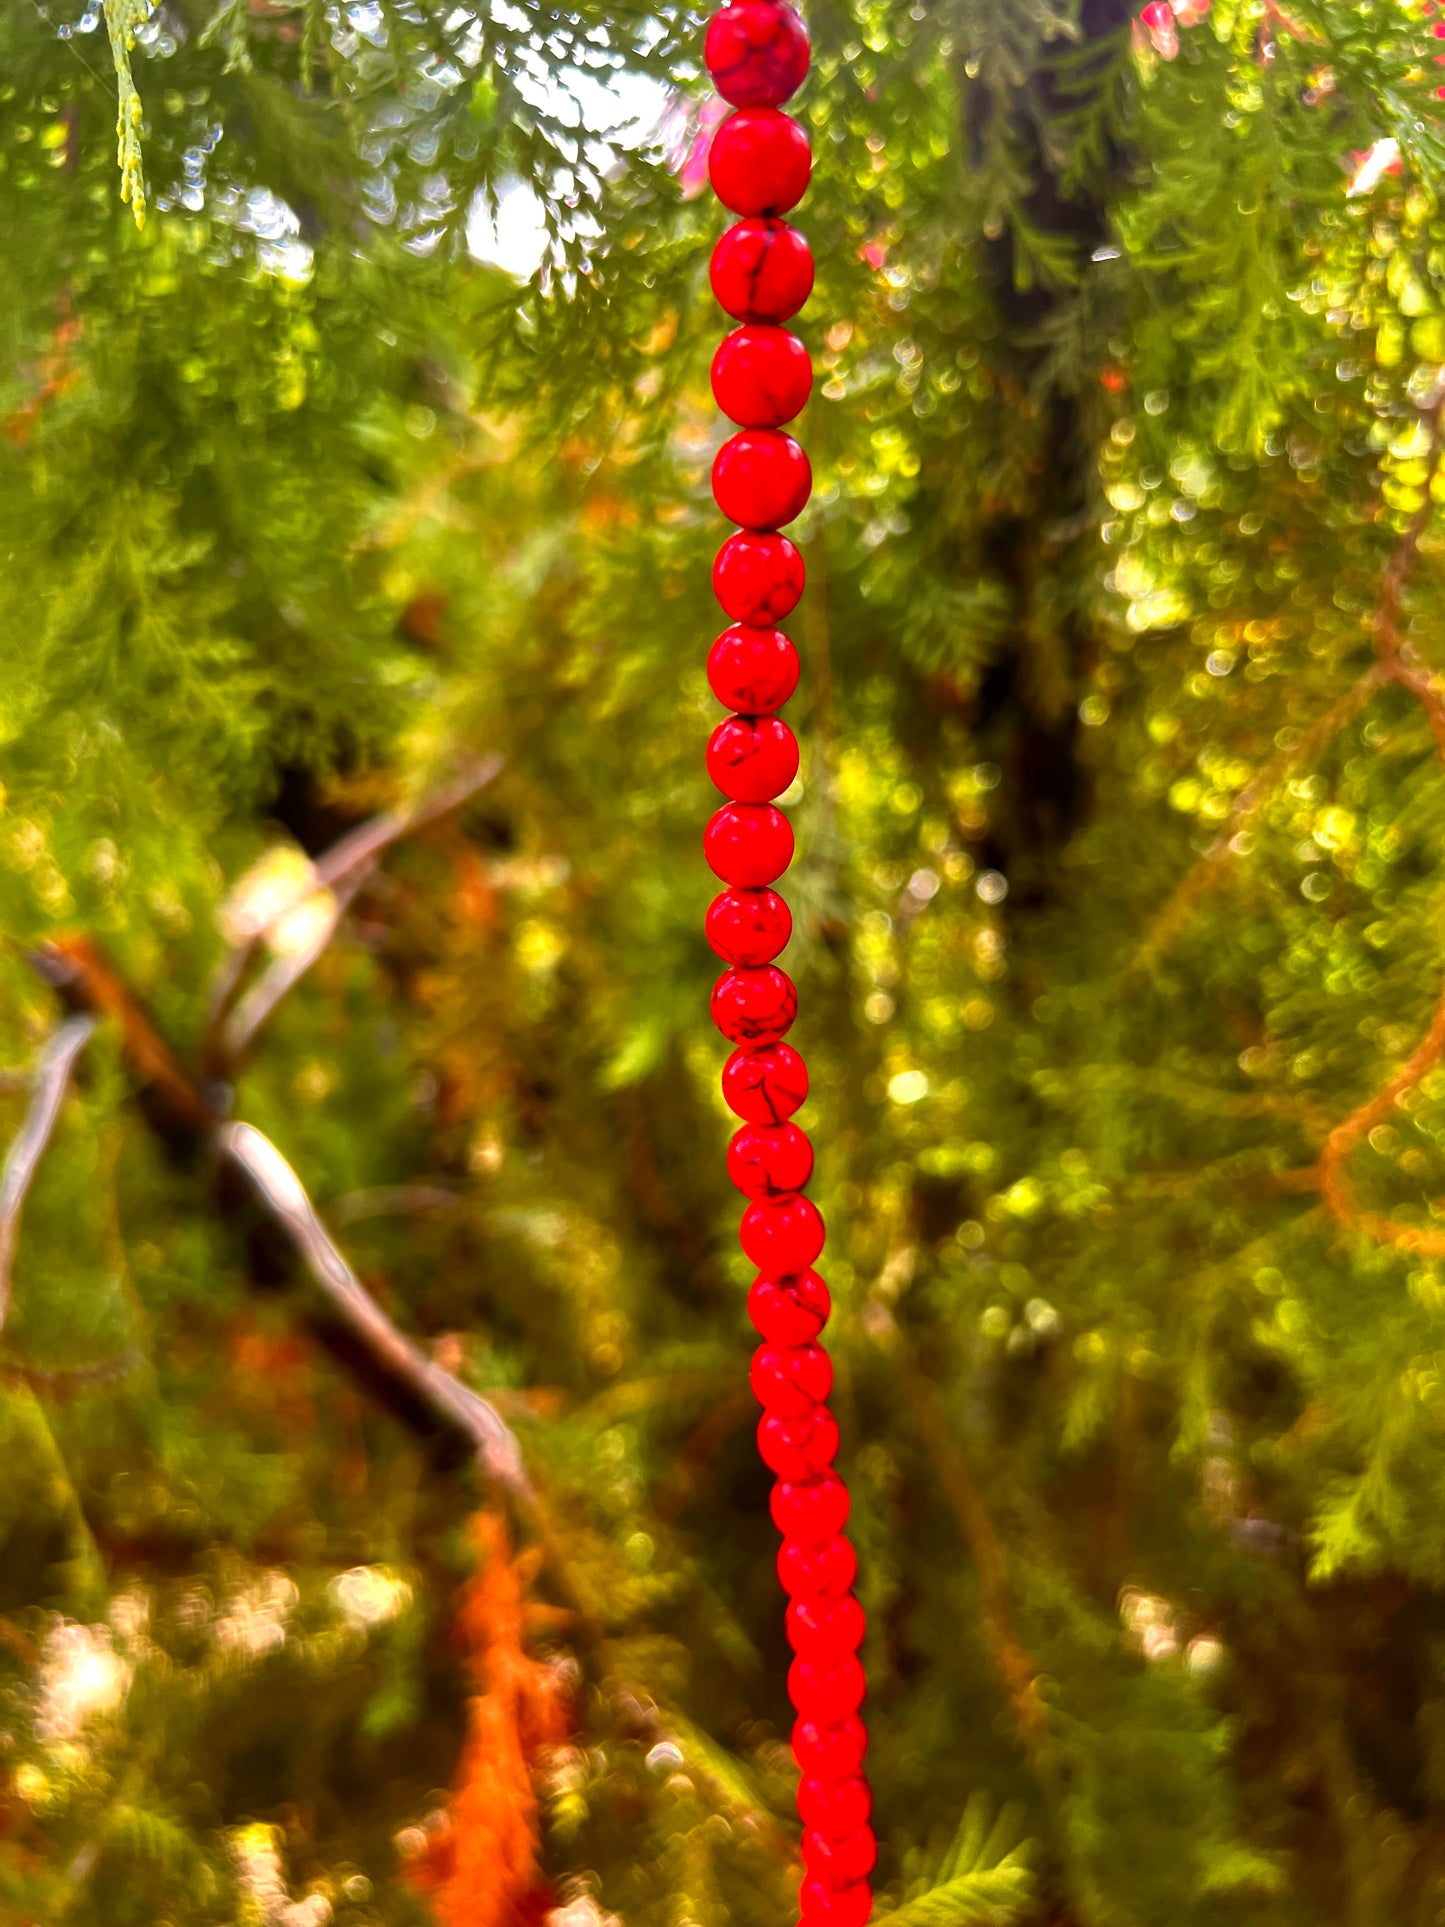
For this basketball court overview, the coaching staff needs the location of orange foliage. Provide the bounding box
[406,1512,570,1927]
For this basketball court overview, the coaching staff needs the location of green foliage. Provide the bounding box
[6,0,1445,1924]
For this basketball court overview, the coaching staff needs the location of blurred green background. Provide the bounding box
[4,1,1445,1922]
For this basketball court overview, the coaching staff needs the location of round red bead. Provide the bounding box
[800,1876,873,1927]
[709,107,812,216]
[708,715,799,802]
[712,325,813,429]
[729,1122,814,1198]
[724,1042,809,1122]
[803,1827,877,1887]
[772,1471,850,1542]
[788,1593,865,1660]
[779,1533,857,1602]
[740,1191,824,1269]
[708,623,799,713]
[793,1712,868,1777]
[713,429,811,530]
[758,1404,839,1478]
[705,0,810,107]
[748,1266,830,1340]
[711,217,815,322]
[750,1339,832,1414]
[713,530,806,624]
[707,890,792,968]
[789,1653,867,1721]
[712,966,798,1046]
[704,802,794,887]
[799,1774,872,1837]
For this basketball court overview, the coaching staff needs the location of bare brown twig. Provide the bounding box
[0,1016,95,1335]
[218,1121,532,1499]
[206,752,505,1068]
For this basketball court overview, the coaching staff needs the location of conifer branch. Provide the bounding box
[0,1016,95,1337]
[1314,405,1445,1252]
[1141,405,1445,969]
[872,1315,1049,1756]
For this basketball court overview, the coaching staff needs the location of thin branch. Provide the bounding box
[0,1346,145,1397]
[0,1017,95,1335]
[328,1183,460,1228]
[1138,664,1388,967]
[206,752,505,1068]
[1143,406,1445,969]
[1311,409,1445,1252]
[868,1310,1049,1756]
[217,1121,531,1501]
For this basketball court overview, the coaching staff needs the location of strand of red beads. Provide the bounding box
[701,9,873,1926]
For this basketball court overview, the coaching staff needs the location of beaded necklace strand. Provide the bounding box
[700,9,875,1923]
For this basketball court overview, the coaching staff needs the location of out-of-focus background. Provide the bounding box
[2,1,1445,1922]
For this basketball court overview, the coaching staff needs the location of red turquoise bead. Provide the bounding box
[787,1593,865,1660]
[707,715,799,802]
[712,325,813,428]
[709,107,812,216]
[779,1533,858,1602]
[713,530,806,623]
[704,0,810,108]
[729,1121,814,1198]
[799,1876,873,1927]
[793,1712,868,1777]
[748,1266,830,1340]
[798,1774,872,1837]
[707,889,792,968]
[802,1827,877,1887]
[750,1339,832,1413]
[758,1404,840,1478]
[712,966,798,1046]
[740,1190,824,1269]
[713,428,812,530]
[724,1041,809,1122]
[712,217,815,322]
[789,1652,867,1721]
[704,802,794,887]
[772,1471,850,1542]
[708,623,799,713]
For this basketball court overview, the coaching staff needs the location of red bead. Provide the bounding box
[724,1042,808,1122]
[713,530,806,624]
[787,1593,865,1660]
[711,218,815,322]
[740,1191,824,1269]
[709,107,812,216]
[802,1827,877,1886]
[789,1652,867,1720]
[748,1266,830,1340]
[729,1122,814,1199]
[793,1712,868,1777]
[713,429,812,530]
[707,624,799,713]
[712,966,798,1046]
[772,1471,850,1542]
[712,326,812,428]
[750,1339,832,1414]
[779,1533,857,1602]
[705,0,810,107]
[704,802,794,887]
[800,1876,872,1927]
[799,1775,872,1836]
[758,1403,839,1478]
[707,890,792,968]
[707,716,799,802]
